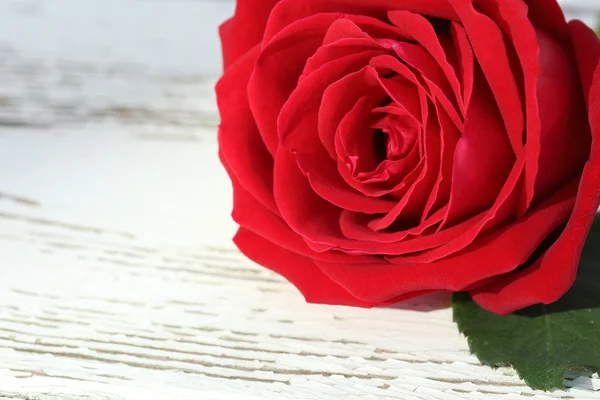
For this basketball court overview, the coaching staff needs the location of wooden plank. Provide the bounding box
[0,1,598,399]
[0,0,237,246]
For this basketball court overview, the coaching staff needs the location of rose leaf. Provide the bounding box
[452,217,600,391]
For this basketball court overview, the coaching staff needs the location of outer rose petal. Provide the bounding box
[569,21,600,105]
[523,0,569,41]
[447,0,525,154]
[471,64,600,315]
[316,180,576,303]
[234,228,386,307]
[230,170,372,264]
[216,46,279,214]
[219,0,280,69]
[531,28,590,205]
[263,0,458,45]
[469,0,540,216]
[221,147,370,265]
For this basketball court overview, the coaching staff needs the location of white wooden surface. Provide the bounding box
[0,1,598,399]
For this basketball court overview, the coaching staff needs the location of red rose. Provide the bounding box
[217,0,600,315]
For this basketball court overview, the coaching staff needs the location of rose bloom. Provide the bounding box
[216,0,600,315]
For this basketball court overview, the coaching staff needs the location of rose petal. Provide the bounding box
[263,0,458,44]
[441,66,515,228]
[338,103,421,186]
[281,55,381,153]
[339,206,485,256]
[569,21,600,106]
[523,0,569,41]
[387,42,463,130]
[296,152,397,214]
[320,65,423,197]
[377,73,426,124]
[280,60,396,214]
[234,228,384,307]
[339,206,444,242]
[471,56,600,315]
[447,0,524,154]
[323,17,371,44]
[216,47,278,214]
[273,147,347,251]
[320,15,412,48]
[219,0,280,69]
[451,22,474,106]
[304,17,396,82]
[336,96,382,175]
[273,147,441,255]
[369,112,420,160]
[531,28,590,205]
[367,106,441,230]
[369,55,429,142]
[472,0,541,218]
[386,149,526,263]
[343,125,422,190]
[421,102,460,221]
[228,165,372,264]
[315,43,388,158]
[388,10,464,115]
[330,55,429,197]
[249,13,341,155]
[316,180,577,302]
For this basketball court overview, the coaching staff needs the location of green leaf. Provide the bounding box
[453,216,600,391]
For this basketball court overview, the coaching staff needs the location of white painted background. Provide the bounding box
[0,1,598,399]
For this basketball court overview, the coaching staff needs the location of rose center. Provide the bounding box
[371,112,420,163]
[372,129,388,163]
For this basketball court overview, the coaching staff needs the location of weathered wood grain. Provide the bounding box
[0,1,598,399]
[1,206,599,399]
